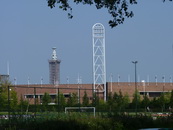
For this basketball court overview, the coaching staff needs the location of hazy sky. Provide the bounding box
[0,1,173,84]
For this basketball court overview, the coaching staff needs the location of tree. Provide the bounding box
[19,95,28,113]
[150,97,159,110]
[131,90,141,113]
[0,80,18,111]
[47,0,172,28]
[47,0,136,28]
[55,93,66,111]
[42,92,51,111]
[10,90,18,111]
[91,92,99,107]
[82,91,89,107]
[67,93,78,107]
[169,90,173,108]
[122,93,130,110]
[158,93,166,112]
[117,90,124,112]
[42,92,51,105]
[107,92,113,112]
[141,95,150,112]
[112,91,119,112]
[98,99,107,111]
[111,91,130,113]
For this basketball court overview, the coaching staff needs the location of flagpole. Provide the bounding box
[155,75,157,86]
[128,74,130,86]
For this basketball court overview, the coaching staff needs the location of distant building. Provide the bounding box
[0,74,9,83]
[13,82,173,104]
[48,47,61,85]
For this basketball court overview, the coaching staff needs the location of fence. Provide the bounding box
[6,85,102,118]
[5,85,173,119]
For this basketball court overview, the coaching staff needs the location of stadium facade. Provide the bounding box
[13,82,173,104]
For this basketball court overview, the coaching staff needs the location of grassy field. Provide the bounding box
[0,111,173,130]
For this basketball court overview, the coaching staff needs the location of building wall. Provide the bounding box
[13,82,173,104]
[107,82,173,100]
[14,84,94,104]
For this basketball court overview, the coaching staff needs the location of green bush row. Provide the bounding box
[1,113,173,130]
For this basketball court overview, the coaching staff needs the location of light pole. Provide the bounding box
[132,61,138,116]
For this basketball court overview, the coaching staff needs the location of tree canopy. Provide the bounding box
[47,0,172,28]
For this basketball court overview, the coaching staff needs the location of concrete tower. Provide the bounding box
[92,23,106,101]
[49,47,61,85]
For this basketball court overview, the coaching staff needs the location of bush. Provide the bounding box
[1,113,173,130]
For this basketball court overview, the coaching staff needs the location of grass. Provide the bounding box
[0,111,173,130]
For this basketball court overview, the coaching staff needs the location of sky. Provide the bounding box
[0,1,173,84]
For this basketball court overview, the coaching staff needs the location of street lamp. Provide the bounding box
[132,61,138,116]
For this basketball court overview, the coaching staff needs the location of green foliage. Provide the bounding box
[19,95,28,113]
[91,92,99,107]
[0,91,7,110]
[10,90,18,110]
[117,90,129,112]
[98,99,107,112]
[47,0,137,28]
[42,92,51,111]
[55,92,66,111]
[42,92,51,106]
[107,92,113,111]
[123,93,130,108]
[169,90,173,107]
[141,95,150,111]
[0,80,18,111]
[47,0,172,28]
[67,93,78,107]
[112,91,119,108]
[150,97,160,110]
[107,91,130,113]
[158,93,166,112]
[82,91,89,107]
[0,81,9,110]
[2,113,173,130]
[131,90,141,110]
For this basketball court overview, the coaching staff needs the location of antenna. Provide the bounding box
[14,77,17,85]
[110,73,113,92]
[7,61,9,76]
[128,74,131,86]
[28,77,30,87]
[172,44,173,75]
[77,73,80,84]
[52,47,58,60]
[138,75,140,86]
[41,77,43,87]
[118,74,120,86]
[162,75,165,86]
[66,76,69,87]
[77,73,81,104]
[155,75,157,86]
[77,73,82,86]
[147,75,149,86]
[170,75,172,86]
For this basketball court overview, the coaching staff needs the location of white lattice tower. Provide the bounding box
[92,23,106,101]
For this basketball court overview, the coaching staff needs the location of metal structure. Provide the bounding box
[49,47,61,85]
[132,60,138,116]
[0,74,9,82]
[65,107,96,117]
[92,23,106,101]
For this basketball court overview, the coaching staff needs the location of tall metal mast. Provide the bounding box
[92,23,106,101]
